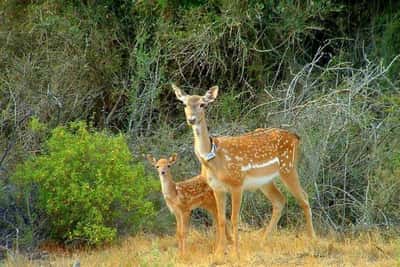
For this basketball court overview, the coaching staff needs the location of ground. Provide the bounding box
[4,229,399,267]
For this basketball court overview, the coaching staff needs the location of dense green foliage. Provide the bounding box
[0,0,399,251]
[12,121,157,245]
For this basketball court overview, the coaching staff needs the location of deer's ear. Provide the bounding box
[202,86,219,104]
[172,84,187,103]
[146,154,157,166]
[168,153,178,165]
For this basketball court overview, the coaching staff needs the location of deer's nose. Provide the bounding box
[161,170,166,175]
[188,117,196,125]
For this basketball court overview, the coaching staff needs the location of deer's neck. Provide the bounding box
[159,173,176,198]
[192,117,211,159]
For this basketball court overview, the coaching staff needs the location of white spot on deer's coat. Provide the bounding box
[241,157,280,172]
[243,172,279,190]
[235,156,243,161]
[224,154,232,161]
[292,145,296,163]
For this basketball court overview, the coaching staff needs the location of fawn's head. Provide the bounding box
[147,153,178,176]
[172,84,218,126]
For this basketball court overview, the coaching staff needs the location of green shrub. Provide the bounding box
[12,121,158,245]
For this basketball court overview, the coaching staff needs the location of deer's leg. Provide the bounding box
[208,205,232,247]
[260,183,286,238]
[280,169,316,238]
[208,206,220,249]
[180,211,190,255]
[230,187,243,259]
[213,190,226,257]
[224,217,233,244]
[175,212,183,253]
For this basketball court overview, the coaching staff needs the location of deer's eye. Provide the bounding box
[156,166,159,169]
[167,165,171,168]
[199,103,205,108]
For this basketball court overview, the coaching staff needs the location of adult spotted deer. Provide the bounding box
[172,84,316,258]
[147,153,232,256]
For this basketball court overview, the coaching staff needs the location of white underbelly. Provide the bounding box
[206,171,279,192]
[243,172,279,190]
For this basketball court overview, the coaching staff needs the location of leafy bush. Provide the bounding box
[12,122,158,245]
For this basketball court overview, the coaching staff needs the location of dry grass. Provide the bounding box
[4,229,399,267]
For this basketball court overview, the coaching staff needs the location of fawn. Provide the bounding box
[147,153,231,255]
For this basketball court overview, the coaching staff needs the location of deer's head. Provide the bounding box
[172,84,218,126]
[147,153,178,177]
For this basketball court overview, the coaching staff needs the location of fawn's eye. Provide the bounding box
[156,166,159,169]
[167,165,171,168]
[199,103,206,108]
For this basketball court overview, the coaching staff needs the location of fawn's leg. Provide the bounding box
[175,212,183,253]
[180,211,190,255]
[213,190,226,258]
[209,205,232,247]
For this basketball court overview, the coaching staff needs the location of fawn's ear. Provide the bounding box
[146,154,157,166]
[168,153,178,165]
[172,84,188,104]
[202,86,219,104]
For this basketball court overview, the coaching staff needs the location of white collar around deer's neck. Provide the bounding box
[202,137,217,161]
